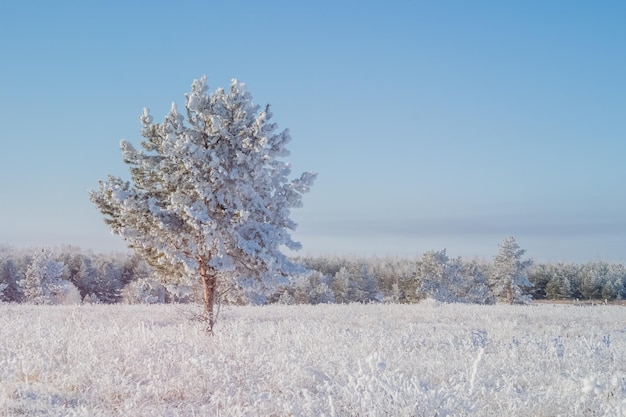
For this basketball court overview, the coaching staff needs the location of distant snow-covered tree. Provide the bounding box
[601,280,616,300]
[0,257,21,302]
[489,236,533,304]
[545,273,572,300]
[0,282,7,301]
[556,263,583,299]
[65,253,97,298]
[19,250,59,303]
[165,283,195,303]
[18,249,76,304]
[528,264,553,299]
[359,264,382,302]
[414,250,491,304]
[276,288,296,305]
[456,259,493,304]
[121,278,167,304]
[90,76,315,332]
[306,271,335,304]
[610,264,626,299]
[415,249,458,302]
[579,262,609,300]
[91,258,124,303]
[331,267,351,303]
[347,268,368,303]
[584,261,626,301]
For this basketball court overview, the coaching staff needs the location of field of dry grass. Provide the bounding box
[1,302,625,416]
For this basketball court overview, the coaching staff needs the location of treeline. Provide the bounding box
[0,245,153,304]
[1,244,624,305]
[528,262,626,301]
[290,255,626,304]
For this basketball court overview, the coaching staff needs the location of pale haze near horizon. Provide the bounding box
[1,1,624,263]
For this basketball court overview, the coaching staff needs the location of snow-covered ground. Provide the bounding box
[1,302,624,416]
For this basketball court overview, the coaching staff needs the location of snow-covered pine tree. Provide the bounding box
[0,257,21,302]
[90,76,315,332]
[489,236,533,304]
[545,272,572,300]
[413,250,490,303]
[65,253,97,299]
[455,258,493,304]
[415,249,457,302]
[92,258,125,303]
[19,249,66,304]
[306,271,334,304]
[579,262,607,300]
[331,266,351,303]
[359,263,381,302]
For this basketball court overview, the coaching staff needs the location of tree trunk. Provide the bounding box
[199,257,217,333]
[506,284,513,304]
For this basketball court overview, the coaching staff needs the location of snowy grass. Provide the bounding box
[1,302,625,416]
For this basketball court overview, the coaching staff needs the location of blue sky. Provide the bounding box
[1,1,625,262]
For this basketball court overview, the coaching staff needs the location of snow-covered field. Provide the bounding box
[1,302,625,416]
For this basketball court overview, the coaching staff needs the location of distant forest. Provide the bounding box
[1,245,624,305]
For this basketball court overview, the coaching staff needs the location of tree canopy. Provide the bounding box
[90,76,316,331]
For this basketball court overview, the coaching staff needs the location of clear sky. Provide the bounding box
[1,1,625,263]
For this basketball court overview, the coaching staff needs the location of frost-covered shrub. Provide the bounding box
[82,293,101,304]
[580,373,626,416]
[49,280,82,305]
[276,289,295,305]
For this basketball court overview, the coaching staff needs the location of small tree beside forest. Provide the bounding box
[90,76,315,332]
[489,236,533,304]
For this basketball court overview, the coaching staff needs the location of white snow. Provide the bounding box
[1,302,625,416]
